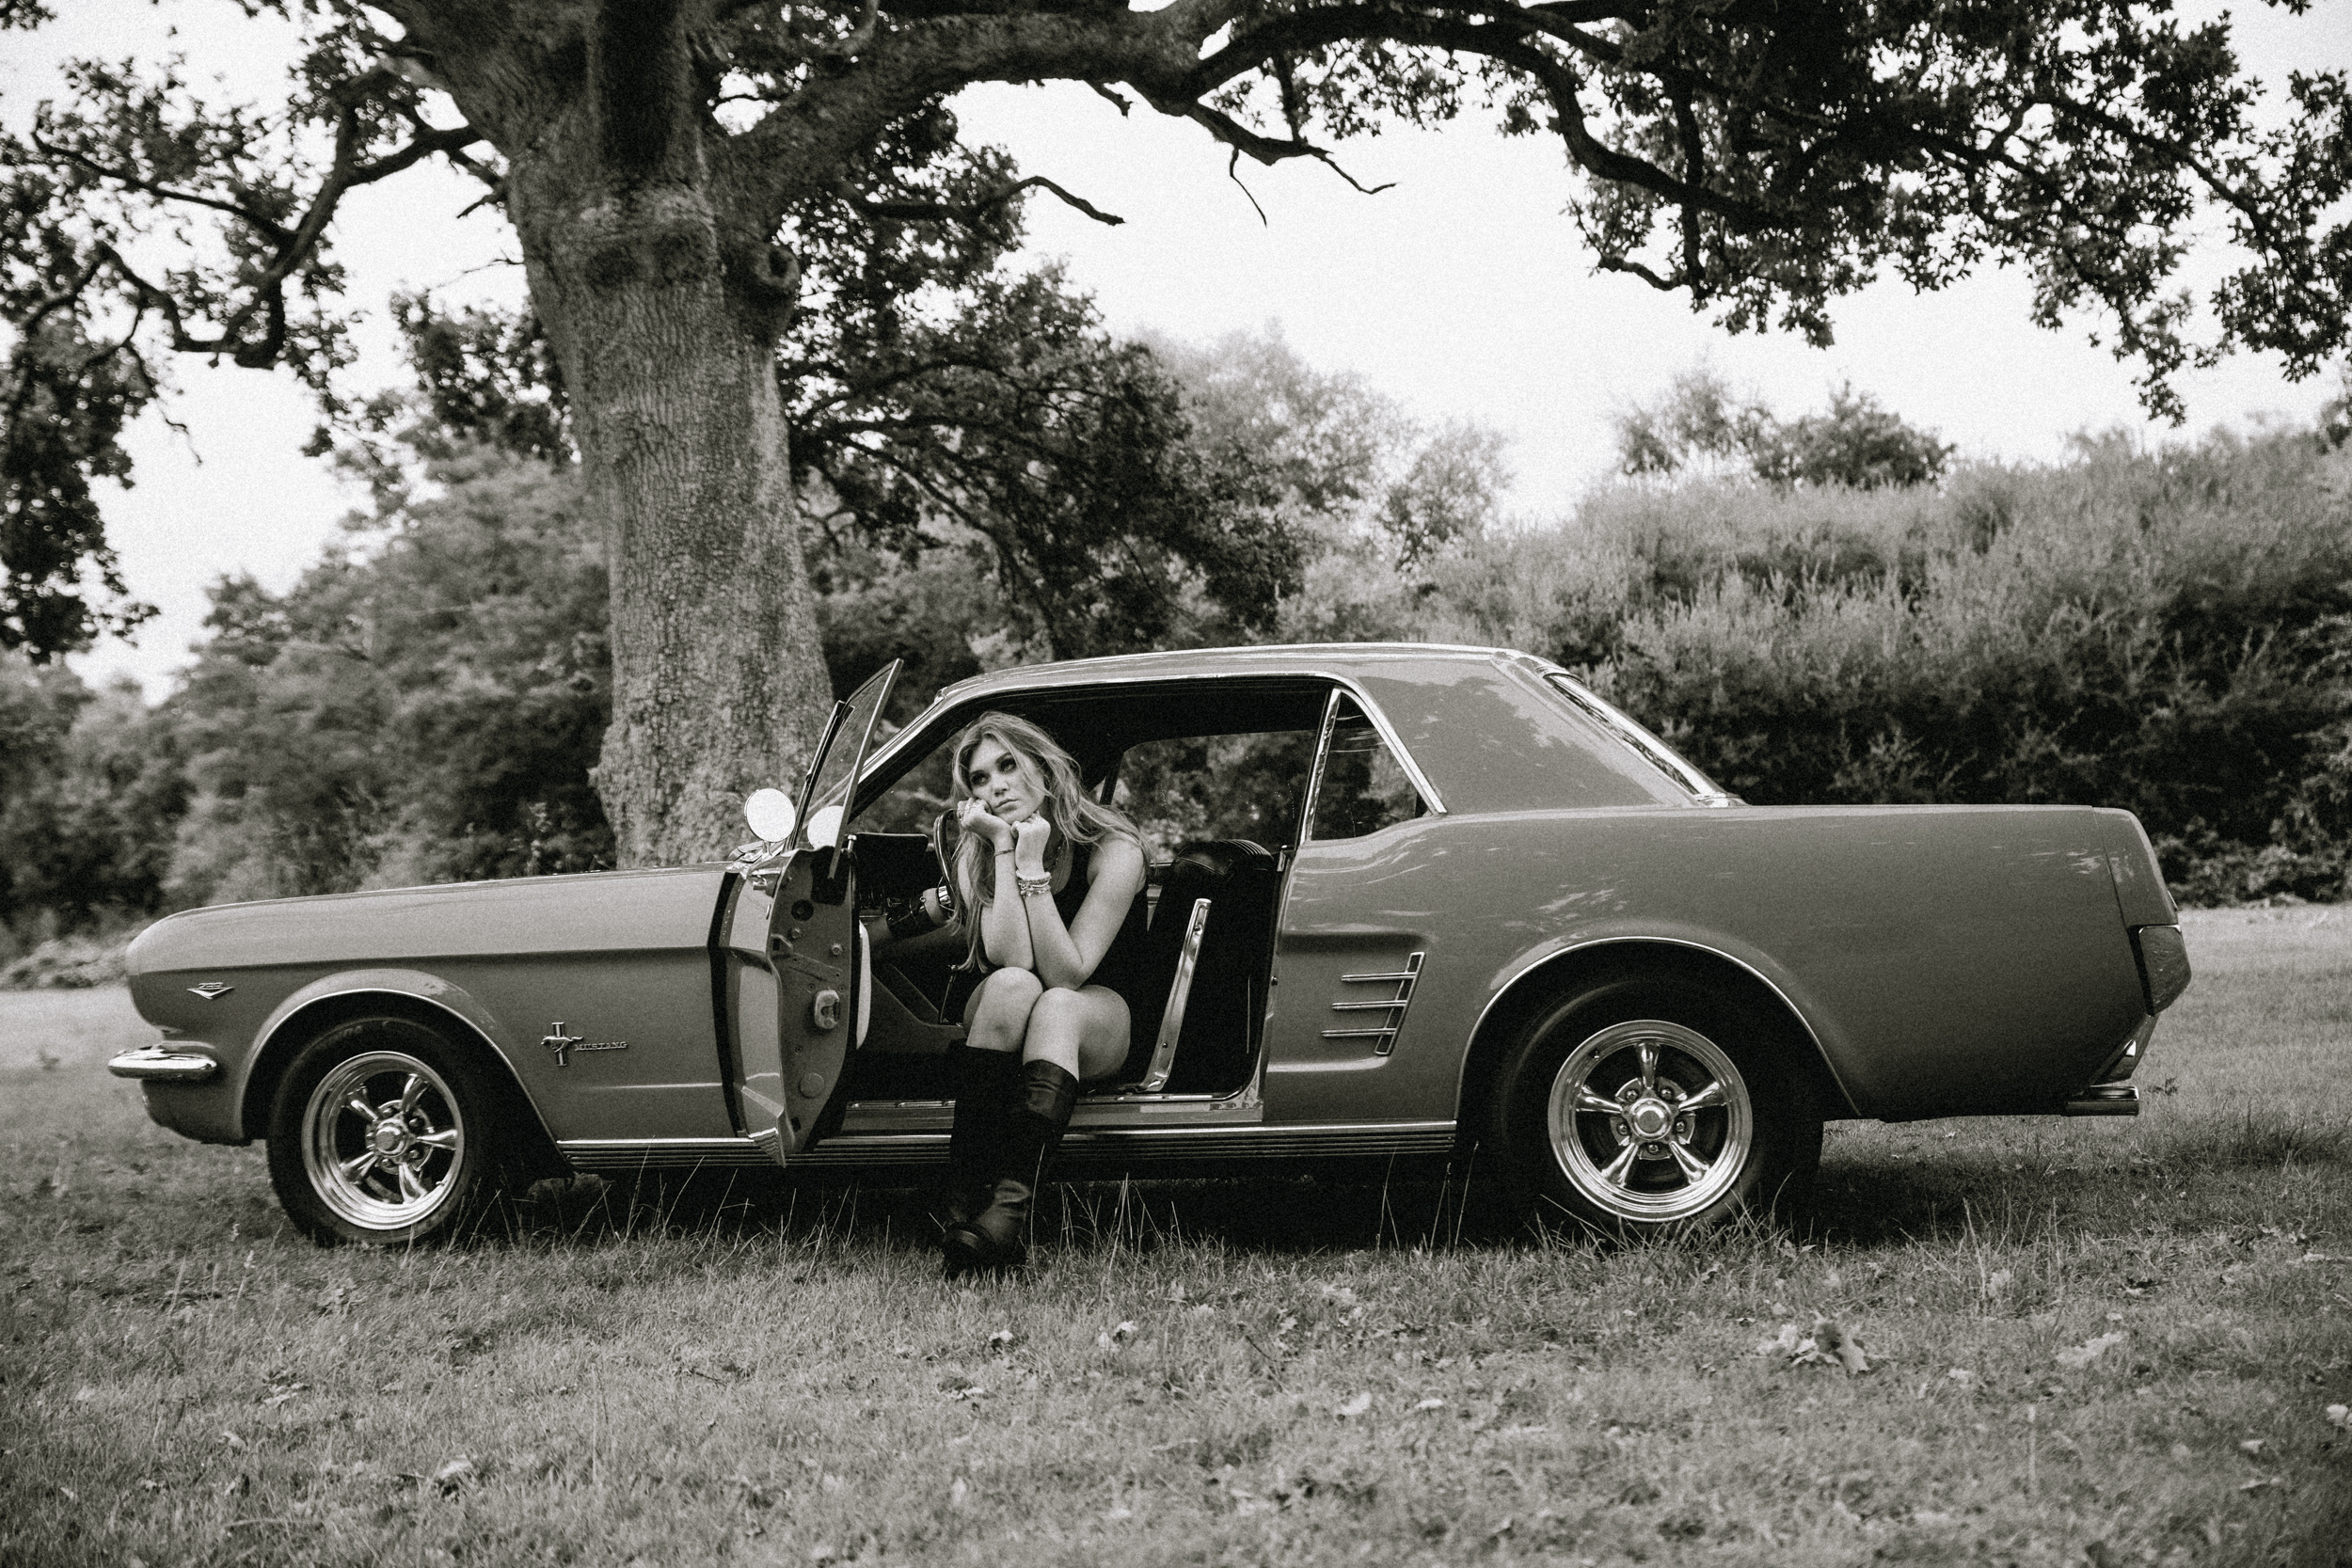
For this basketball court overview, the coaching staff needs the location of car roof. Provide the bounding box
[931,641,1534,704]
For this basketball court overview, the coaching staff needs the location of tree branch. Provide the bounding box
[839,171,1124,227]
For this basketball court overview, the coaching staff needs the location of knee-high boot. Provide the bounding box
[944,1044,1024,1229]
[944,1060,1078,1275]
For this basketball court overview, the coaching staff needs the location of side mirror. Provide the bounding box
[804,802,845,851]
[743,787,798,844]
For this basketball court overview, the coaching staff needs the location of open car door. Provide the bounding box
[723,661,898,1161]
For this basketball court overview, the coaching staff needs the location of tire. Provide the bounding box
[1486,975,1822,1239]
[265,1016,510,1247]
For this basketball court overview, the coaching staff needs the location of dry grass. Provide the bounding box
[4,909,2347,1567]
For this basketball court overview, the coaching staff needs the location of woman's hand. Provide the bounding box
[1010,814,1053,875]
[957,797,1014,851]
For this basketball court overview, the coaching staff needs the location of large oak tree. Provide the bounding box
[5,0,2345,863]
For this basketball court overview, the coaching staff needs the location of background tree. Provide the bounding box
[5,0,2345,863]
[1615,366,1952,488]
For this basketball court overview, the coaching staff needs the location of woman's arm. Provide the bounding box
[977,844,1033,970]
[1017,832,1145,992]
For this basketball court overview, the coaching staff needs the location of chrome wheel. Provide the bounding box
[1545,1018,1753,1224]
[301,1050,468,1232]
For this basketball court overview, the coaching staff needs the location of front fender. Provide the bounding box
[231,969,528,1143]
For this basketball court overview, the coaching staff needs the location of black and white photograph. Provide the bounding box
[3,0,2349,1562]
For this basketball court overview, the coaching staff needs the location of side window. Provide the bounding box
[1309,696,1425,840]
[1112,731,1317,861]
[855,725,957,836]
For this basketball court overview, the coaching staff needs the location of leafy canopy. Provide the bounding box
[4,0,2345,653]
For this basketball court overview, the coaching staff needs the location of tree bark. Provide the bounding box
[491,50,831,868]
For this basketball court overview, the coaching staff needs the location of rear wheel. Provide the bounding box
[1489,977,1821,1238]
[266,1017,509,1247]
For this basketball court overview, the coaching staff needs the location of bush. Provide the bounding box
[1307,424,2352,906]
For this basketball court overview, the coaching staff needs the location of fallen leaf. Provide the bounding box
[1757,1316,1869,1373]
[1947,1369,1977,1388]
[2236,1475,2283,1495]
[2326,1404,2350,1431]
[221,1473,249,1498]
[1413,1397,1447,1411]
[948,1477,968,1509]
[1813,1317,1870,1374]
[2056,1331,2125,1370]
[1983,1270,2014,1300]
[1334,1392,1373,1418]
[2170,1443,2193,1460]
[72,1386,97,1403]
[432,1456,475,1493]
[221,1431,246,1451]
[2238,1438,2265,1456]
[985,1328,1014,1351]
[820,1474,843,1493]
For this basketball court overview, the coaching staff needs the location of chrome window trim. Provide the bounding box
[1454,936,1860,1119]
[852,667,1449,819]
[1521,660,1736,805]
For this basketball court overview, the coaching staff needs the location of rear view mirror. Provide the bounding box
[804,802,844,851]
[743,787,798,844]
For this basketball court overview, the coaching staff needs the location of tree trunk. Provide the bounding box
[508,174,831,868]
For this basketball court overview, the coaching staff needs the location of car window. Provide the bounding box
[1309,697,1425,840]
[853,720,956,836]
[1112,730,1317,860]
[1352,660,1694,812]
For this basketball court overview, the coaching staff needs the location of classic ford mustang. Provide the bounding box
[110,643,2191,1245]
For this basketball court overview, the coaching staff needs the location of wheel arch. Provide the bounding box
[1452,938,1856,1154]
[239,977,560,1173]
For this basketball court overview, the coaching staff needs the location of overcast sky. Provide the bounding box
[7,2,2348,698]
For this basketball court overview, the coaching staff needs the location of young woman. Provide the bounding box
[924,711,1148,1274]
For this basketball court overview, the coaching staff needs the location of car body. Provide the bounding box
[111,642,2192,1243]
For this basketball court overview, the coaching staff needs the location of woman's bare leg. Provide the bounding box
[1021,985,1131,1081]
[964,966,1042,1054]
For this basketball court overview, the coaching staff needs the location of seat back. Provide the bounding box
[1115,840,1278,1093]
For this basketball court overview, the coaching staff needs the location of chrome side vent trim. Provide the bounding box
[1321,951,1424,1056]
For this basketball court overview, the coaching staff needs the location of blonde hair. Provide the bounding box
[949,711,1139,972]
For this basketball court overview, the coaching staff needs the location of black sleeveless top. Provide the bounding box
[1056,840,1151,1005]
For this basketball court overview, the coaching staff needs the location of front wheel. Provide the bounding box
[266,1017,509,1247]
[1488,978,1821,1238]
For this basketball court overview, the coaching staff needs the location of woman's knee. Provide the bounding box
[966,967,1042,1046]
[979,968,1043,1007]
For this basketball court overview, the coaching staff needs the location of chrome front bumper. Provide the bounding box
[107,1047,220,1083]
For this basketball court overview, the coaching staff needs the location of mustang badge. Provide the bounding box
[541,1022,628,1069]
[187,982,234,1001]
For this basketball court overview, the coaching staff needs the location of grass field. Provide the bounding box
[3,908,2347,1567]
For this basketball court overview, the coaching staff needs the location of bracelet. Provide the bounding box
[1015,872,1054,899]
[931,882,955,916]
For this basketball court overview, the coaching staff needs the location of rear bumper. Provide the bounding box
[107,1047,220,1083]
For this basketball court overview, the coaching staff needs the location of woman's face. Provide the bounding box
[964,736,1041,821]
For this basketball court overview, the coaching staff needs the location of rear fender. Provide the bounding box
[236,970,548,1153]
[1454,936,1857,1152]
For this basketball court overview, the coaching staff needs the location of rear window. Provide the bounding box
[1352,661,1696,812]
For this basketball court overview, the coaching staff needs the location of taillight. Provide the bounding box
[2130,925,2191,1013]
